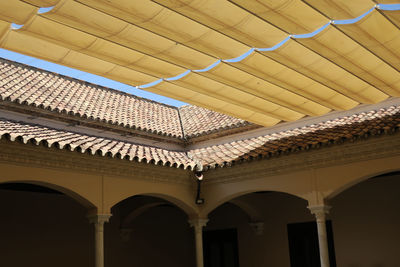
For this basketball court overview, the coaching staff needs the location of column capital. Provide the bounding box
[88,214,112,225]
[308,205,331,221]
[188,218,209,229]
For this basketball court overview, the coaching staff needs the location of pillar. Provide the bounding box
[189,218,208,267]
[88,214,112,267]
[308,205,331,267]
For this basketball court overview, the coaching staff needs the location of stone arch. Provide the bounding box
[109,192,198,218]
[202,189,307,218]
[200,169,313,218]
[0,163,102,211]
[103,175,199,217]
[0,180,96,209]
[324,160,400,200]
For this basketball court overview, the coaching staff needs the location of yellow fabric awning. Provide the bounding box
[0,0,399,126]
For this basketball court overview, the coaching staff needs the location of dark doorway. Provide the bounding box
[287,221,336,267]
[203,228,239,267]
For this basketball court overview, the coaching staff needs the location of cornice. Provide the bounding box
[203,133,400,184]
[1,132,399,187]
[0,140,192,185]
[1,118,400,187]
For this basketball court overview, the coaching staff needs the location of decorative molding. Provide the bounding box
[204,134,400,184]
[188,218,209,233]
[308,205,331,222]
[0,140,192,185]
[87,214,112,225]
[1,132,400,186]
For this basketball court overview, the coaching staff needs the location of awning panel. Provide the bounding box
[296,25,400,96]
[380,9,400,31]
[148,82,281,126]
[229,0,328,34]
[66,0,250,59]
[0,29,156,85]
[149,0,288,46]
[22,0,59,7]
[168,72,303,121]
[0,0,398,127]
[201,63,331,116]
[259,39,389,103]
[304,0,375,19]
[20,15,185,78]
[235,52,360,110]
[0,0,37,25]
[43,0,217,70]
[337,10,400,71]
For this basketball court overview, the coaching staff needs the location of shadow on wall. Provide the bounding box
[0,185,196,267]
[0,183,93,267]
[330,172,400,267]
[107,195,196,267]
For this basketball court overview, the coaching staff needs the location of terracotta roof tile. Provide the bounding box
[0,58,184,138]
[2,103,398,171]
[0,58,254,139]
[179,105,251,138]
[0,118,196,170]
[189,105,400,169]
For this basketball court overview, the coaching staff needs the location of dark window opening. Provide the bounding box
[287,221,336,267]
[203,228,240,267]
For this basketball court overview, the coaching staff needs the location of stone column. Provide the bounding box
[88,214,112,267]
[189,218,208,267]
[308,205,331,267]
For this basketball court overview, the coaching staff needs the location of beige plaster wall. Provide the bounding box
[330,174,400,267]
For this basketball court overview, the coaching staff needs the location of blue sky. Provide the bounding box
[0,48,187,107]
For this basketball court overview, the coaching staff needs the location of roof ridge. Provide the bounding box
[177,106,187,141]
[0,57,179,110]
[1,104,399,171]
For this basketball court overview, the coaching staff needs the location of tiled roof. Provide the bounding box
[189,105,400,169]
[0,58,250,140]
[179,105,251,138]
[1,58,400,171]
[0,118,196,170]
[0,105,399,171]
